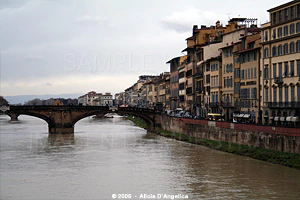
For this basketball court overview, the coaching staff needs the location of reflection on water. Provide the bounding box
[48,134,75,146]
[0,115,300,200]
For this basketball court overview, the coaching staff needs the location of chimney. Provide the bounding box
[193,25,198,30]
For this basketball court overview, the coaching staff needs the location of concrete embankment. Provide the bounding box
[158,114,300,170]
[124,114,300,169]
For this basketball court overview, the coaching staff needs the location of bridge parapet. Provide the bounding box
[4,105,161,134]
[118,107,160,114]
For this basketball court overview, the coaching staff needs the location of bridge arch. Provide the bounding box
[6,112,52,125]
[4,106,161,134]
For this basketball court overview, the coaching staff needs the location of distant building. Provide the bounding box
[78,91,112,106]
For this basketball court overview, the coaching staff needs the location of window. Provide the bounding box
[284,62,288,77]
[248,68,251,79]
[264,31,268,41]
[279,10,282,23]
[291,6,295,18]
[272,29,276,39]
[279,87,282,103]
[254,68,257,78]
[234,68,240,78]
[278,63,282,78]
[278,45,283,55]
[291,86,295,101]
[264,66,269,79]
[290,61,294,76]
[272,13,277,24]
[264,47,269,58]
[290,42,295,53]
[297,22,300,33]
[253,51,257,60]
[252,88,257,99]
[284,8,288,21]
[206,74,210,84]
[284,25,288,36]
[265,88,269,102]
[284,43,289,54]
[298,86,300,101]
[285,87,288,103]
[290,23,295,34]
[296,41,300,52]
[178,71,185,79]
[206,63,210,71]
[278,27,283,38]
[298,4,300,18]
[273,64,276,78]
[272,46,276,56]
[241,69,245,79]
[179,83,184,90]
[273,88,277,102]
[297,60,300,76]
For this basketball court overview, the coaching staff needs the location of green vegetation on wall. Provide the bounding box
[125,115,147,129]
[155,130,300,170]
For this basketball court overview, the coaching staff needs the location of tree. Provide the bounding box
[0,96,9,105]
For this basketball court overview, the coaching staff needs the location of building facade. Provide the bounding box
[261,0,300,125]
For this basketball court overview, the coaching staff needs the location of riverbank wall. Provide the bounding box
[160,115,300,154]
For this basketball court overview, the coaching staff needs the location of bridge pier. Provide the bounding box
[49,127,74,134]
[49,123,74,134]
[9,113,20,121]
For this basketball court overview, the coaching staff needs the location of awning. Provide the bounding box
[269,117,274,120]
[233,113,239,117]
[280,117,285,121]
[274,117,279,121]
[291,117,299,122]
[243,114,250,118]
[238,114,244,118]
[286,116,292,122]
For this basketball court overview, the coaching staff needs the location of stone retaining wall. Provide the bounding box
[160,115,300,154]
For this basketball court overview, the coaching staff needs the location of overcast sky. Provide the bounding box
[0,0,289,96]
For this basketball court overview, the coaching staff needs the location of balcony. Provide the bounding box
[265,101,300,108]
[209,102,219,107]
[221,102,235,108]
[195,88,203,94]
[194,71,203,78]
[274,77,283,85]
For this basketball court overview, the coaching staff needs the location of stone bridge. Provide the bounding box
[1,105,162,134]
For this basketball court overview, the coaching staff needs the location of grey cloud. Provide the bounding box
[0,0,29,10]
[44,83,52,87]
[160,21,191,33]
[75,15,108,24]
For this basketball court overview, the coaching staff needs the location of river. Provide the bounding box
[0,115,300,200]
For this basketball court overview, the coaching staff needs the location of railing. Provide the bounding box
[274,77,283,85]
[265,101,300,108]
[221,102,234,108]
[209,102,219,107]
[194,71,203,78]
[195,88,203,93]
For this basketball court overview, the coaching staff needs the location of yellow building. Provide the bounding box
[233,32,261,123]
[261,0,300,125]
[207,56,222,114]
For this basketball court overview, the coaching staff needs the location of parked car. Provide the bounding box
[175,111,185,118]
[183,112,193,118]
[194,116,205,120]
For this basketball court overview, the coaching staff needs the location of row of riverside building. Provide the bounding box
[115,0,300,125]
